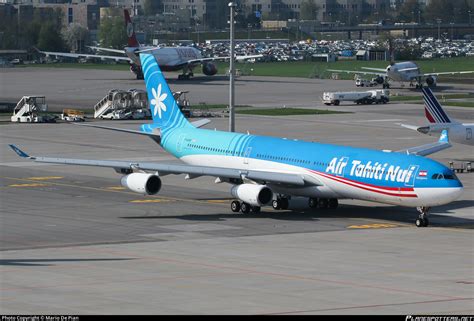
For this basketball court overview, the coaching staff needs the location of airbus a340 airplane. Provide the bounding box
[329,61,474,89]
[401,87,474,146]
[39,10,260,80]
[9,54,464,227]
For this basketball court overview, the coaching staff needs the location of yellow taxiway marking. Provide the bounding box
[348,223,400,229]
[206,199,232,204]
[105,186,126,190]
[3,176,229,207]
[129,199,170,204]
[27,176,64,181]
[8,183,49,188]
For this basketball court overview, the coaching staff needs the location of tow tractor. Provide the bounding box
[61,109,85,122]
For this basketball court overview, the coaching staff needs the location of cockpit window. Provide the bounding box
[443,174,457,180]
[432,173,458,180]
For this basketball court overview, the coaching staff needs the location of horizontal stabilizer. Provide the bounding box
[398,130,451,156]
[74,123,161,137]
[191,119,211,128]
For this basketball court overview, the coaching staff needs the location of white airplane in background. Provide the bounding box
[38,9,261,80]
[328,61,474,89]
[401,87,474,146]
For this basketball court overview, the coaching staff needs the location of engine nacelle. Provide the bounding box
[121,173,162,195]
[202,62,218,76]
[426,75,437,86]
[375,76,384,84]
[230,184,273,206]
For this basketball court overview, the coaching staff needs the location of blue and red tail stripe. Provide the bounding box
[422,87,451,124]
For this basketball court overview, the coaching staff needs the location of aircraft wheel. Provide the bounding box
[251,206,261,214]
[231,200,241,213]
[318,198,329,209]
[272,199,281,210]
[241,202,251,214]
[308,197,318,209]
[415,217,429,227]
[328,198,339,209]
[415,218,423,227]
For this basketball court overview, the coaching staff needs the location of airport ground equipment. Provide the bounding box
[62,109,85,122]
[322,90,389,106]
[94,89,150,120]
[449,161,472,173]
[173,91,191,118]
[10,96,54,123]
[356,78,377,87]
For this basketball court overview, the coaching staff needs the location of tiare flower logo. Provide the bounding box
[150,84,167,118]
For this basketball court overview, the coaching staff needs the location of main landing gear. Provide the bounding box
[231,200,261,214]
[308,197,339,209]
[178,71,194,80]
[415,206,430,227]
[272,197,289,210]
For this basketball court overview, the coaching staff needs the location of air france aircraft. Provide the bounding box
[329,61,474,89]
[401,87,474,146]
[39,10,260,80]
[9,54,464,228]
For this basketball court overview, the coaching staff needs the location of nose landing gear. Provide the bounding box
[415,206,431,227]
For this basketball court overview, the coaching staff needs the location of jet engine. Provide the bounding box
[374,76,384,84]
[121,173,162,195]
[230,184,273,206]
[425,75,437,86]
[202,62,218,76]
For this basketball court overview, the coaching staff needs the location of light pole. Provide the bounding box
[436,18,442,39]
[228,2,237,132]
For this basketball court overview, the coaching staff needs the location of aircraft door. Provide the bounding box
[466,128,472,141]
[176,134,186,153]
[243,147,252,165]
[404,165,419,187]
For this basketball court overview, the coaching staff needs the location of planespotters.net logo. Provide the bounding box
[406,316,474,321]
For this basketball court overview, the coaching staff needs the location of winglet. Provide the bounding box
[8,145,32,158]
[439,129,449,143]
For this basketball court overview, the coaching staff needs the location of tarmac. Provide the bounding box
[0,67,473,314]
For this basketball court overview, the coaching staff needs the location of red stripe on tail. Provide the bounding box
[124,9,139,48]
[424,107,436,123]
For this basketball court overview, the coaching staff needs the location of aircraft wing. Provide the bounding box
[397,130,451,156]
[87,46,126,54]
[38,49,132,62]
[361,67,387,72]
[327,69,385,76]
[8,145,321,187]
[421,71,474,77]
[187,54,263,64]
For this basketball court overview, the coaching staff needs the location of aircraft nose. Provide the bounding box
[447,187,463,202]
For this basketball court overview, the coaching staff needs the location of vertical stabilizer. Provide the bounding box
[124,9,140,48]
[140,53,192,129]
[422,87,457,124]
